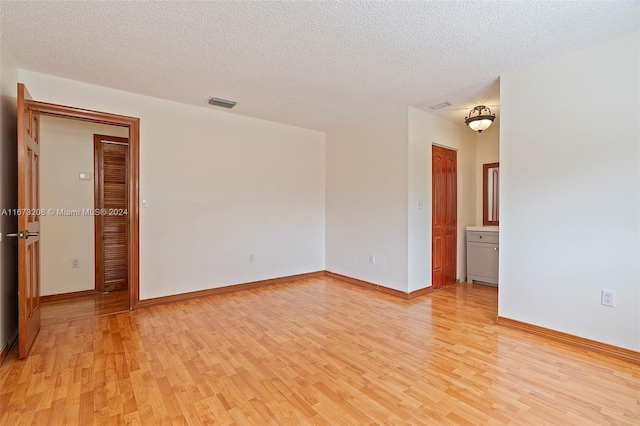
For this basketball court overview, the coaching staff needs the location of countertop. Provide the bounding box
[466,226,499,232]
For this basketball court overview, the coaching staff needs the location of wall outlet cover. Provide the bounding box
[601,289,615,307]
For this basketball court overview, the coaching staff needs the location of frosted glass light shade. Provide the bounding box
[468,118,493,132]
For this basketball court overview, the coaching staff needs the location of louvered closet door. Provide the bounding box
[95,136,129,292]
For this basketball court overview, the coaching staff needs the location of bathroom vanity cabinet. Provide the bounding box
[466,227,499,286]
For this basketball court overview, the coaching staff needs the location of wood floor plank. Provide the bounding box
[1,277,639,424]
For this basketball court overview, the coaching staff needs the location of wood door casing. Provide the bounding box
[94,135,129,293]
[432,145,457,289]
[17,83,41,358]
[24,98,139,316]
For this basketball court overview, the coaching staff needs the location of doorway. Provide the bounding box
[432,144,457,288]
[37,122,130,327]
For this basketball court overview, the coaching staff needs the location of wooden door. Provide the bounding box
[94,135,129,293]
[17,83,41,358]
[432,145,457,288]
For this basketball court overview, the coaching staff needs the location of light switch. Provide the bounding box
[79,172,92,180]
[417,200,424,210]
[141,199,148,208]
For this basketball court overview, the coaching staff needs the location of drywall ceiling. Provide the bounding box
[1,1,638,131]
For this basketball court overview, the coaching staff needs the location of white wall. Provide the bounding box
[500,31,640,350]
[39,116,128,296]
[19,70,326,300]
[0,37,19,354]
[408,107,477,291]
[326,108,409,292]
[475,123,500,225]
[325,106,477,293]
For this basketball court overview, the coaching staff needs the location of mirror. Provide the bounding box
[483,162,499,226]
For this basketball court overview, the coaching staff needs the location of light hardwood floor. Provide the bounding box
[1,277,639,425]
[40,290,129,327]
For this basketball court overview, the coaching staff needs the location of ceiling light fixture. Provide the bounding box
[464,105,496,133]
[207,97,237,109]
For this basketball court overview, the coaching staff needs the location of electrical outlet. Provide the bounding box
[417,200,424,210]
[369,254,375,264]
[71,258,80,269]
[601,290,615,307]
[249,253,255,263]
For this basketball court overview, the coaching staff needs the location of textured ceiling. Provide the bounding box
[1,1,638,131]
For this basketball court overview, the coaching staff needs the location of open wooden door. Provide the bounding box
[432,145,457,288]
[16,83,41,358]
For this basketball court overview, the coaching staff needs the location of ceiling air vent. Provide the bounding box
[207,97,237,109]
[430,101,451,110]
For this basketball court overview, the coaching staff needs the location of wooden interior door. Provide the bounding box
[94,135,129,293]
[432,145,457,288]
[17,83,41,358]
